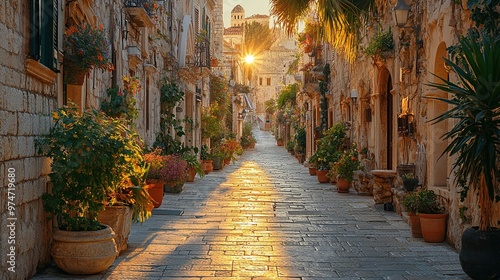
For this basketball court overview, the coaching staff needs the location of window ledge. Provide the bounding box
[26,59,57,84]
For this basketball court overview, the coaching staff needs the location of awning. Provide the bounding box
[244,93,253,110]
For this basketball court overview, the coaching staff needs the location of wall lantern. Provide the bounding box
[238,109,247,120]
[393,0,411,28]
[350,89,359,104]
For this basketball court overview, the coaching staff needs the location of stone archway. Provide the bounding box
[377,67,394,170]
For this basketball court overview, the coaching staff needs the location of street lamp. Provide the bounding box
[393,0,411,28]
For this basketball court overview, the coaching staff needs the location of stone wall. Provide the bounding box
[323,0,500,249]
[0,0,57,278]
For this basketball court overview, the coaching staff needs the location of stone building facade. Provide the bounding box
[299,0,500,249]
[0,0,222,278]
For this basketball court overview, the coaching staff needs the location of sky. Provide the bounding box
[223,0,272,27]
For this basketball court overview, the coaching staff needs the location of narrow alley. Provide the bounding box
[34,129,467,280]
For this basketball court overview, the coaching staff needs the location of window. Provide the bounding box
[259,77,263,86]
[267,77,271,86]
[29,0,58,71]
[194,8,199,33]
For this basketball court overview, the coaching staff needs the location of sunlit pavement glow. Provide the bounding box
[34,129,468,279]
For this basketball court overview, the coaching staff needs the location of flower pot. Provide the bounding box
[202,160,213,174]
[97,205,133,254]
[51,225,117,275]
[186,167,196,182]
[419,212,448,243]
[316,170,329,183]
[145,180,165,208]
[336,177,351,193]
[407,212,422,238]
[277,139,284,146]
[212,156,223,170]
[165,182,184,193]
[223,157,231,165]
[296,153,305,164]
[308,167,316,176]
[64,59,88,85]
[403,179,419,191]
[460,227,500,279]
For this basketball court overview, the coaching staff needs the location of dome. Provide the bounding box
[231,5,245,13]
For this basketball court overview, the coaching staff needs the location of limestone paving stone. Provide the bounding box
[33,129,468,279]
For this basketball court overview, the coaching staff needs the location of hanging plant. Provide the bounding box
[63,23,113,84]
[365,29,395,58]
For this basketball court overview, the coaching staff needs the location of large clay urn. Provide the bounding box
[51,225,117,275]
[98,205,133,253]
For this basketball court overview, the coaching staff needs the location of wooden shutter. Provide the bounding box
[29,0,41,60]
[40,0,58,70]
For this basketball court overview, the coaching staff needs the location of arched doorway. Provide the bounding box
[427,42,449,188]
[378,67,394,170]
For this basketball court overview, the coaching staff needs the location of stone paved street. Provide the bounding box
[34,129,468,280]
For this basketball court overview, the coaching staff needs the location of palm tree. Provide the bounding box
[270,0,377,62]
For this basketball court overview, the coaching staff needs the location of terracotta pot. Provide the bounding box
[145,180,165,208]
[223,157,231,165]
[277,140,284,146]
[202,160,213,174]
[186,167,196,182]
[316,170,329,183]
[408,212,422,238]
[51,225,117,275]
[308,167,316,176]
[419,212,448,243]
[336,178,351,193]
[98,205,133,253]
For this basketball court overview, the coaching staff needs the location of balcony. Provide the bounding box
[127,46,142,69]
[124,0,154,28]
[194,33,211,69]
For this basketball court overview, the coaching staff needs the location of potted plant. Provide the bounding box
[211,146,226,170]
[36,105,149,274]
[413,189,448,243]
[144,148,166,208]
[401,189,422,238]
[364,28,394,59]
[428,34,500,278]
[312,123,349,183]
[200,144,213,174]
[330,145,363,193]
[183,153,204,182]
[101,76,140,125]
[286,139,295,154]
[401,173,419,192]
[294,127,306,163]
[63,23,113,85]
[276,136,284,146]
[161,154,188,193]
[240,123,257,149]
[220,138,243,165]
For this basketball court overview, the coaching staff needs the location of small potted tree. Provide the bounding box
[36,105,150,274]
